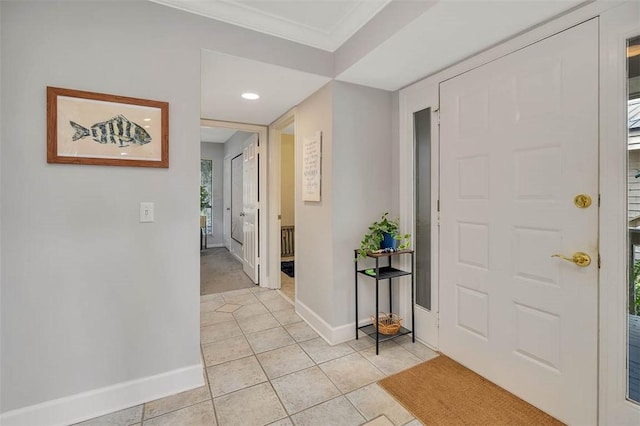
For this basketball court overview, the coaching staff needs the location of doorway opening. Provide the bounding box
[279,122,295,301]
[200,120,268,295]
[268,110,297,296]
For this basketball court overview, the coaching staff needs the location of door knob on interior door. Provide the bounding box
[551,252,591,267]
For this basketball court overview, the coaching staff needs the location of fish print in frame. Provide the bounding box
[47,86,168,168]
[70,115,152,147]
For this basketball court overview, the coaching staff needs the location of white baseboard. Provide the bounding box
[295,299,334,345]
[295,299,370,345]
[0,364,204,426]
[206,243,224,248]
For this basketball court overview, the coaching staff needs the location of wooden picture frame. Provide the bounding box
[47,86,169,168]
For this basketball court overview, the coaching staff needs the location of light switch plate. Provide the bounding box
[140,202,154,223]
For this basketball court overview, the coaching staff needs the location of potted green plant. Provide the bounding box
[357,212,410,260]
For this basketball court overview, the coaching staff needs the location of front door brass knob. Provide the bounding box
[551,252,591,267]
[574,194,592,208]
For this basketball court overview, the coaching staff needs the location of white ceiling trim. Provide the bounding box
[150,0,390,52]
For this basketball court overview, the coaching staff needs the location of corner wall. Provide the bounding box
[295,83,334,327]
[293,81,394,342]
[280,134,295,227]
[332,82,394,330]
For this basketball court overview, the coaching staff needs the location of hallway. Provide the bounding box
[200,248,255,295]
[76,287,436,425]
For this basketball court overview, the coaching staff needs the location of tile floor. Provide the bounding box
[77,287,437,426]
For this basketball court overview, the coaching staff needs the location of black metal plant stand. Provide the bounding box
[354,249,415,355]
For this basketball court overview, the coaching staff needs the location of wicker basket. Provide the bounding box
[370,313,402,335]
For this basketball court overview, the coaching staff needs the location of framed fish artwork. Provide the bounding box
[47,87,169,168]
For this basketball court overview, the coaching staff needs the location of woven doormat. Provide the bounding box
[378,355,564,426]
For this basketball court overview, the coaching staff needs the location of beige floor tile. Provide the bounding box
[262,296,293,313]
[393,335,439,361]
[299,337,354,364]
[202,335,253,366]
[271,366,340,414]
[201,320,243,344]
[222,288,252,297]
[346,383,413,426]
[207,355,268,397]
[362,415,394,426]
[318,352,384,393]
[143,400,216,426]
[233,303,269,319]
[271,309,302,326]
[267,418,293,426]
[201,293,224,303]
[250,286,271,293]
[143,386,210,420]
[283,322,318,342]
[223,292,260,306]
[217,303,241,313]
[245,327,295,354]
[201,298,226,313]
[256,344,315,379]
[346,334,376,351]
[290,396,365,426]
[74,405,143,426]
[254,290,284,303]
[214,382,287,426]
[236,312,280,334]
[403,420,424,426]
[201,311,235,327]
[360,342,421,375]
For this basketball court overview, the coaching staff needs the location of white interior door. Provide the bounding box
[440,19,598,424]
[242,134,259,283]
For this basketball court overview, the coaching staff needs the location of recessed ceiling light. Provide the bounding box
[241,93,260,100]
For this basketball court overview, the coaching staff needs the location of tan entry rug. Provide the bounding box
[378,355,564,426]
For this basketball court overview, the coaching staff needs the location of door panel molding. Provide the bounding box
[439,20,598,424]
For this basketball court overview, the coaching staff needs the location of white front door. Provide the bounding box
[242,134,259,283]
[440,19,598,424]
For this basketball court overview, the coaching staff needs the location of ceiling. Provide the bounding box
[201,127,237,143]
[201,50,330,124]
[152,0,589,127]
[152,0,390,52]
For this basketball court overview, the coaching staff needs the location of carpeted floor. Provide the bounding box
[379,355,564,426]
[200,247,255,295]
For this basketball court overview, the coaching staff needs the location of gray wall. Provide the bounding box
[296,83,335,323]
[201,142,224,245]
[295,81,393,328]
[0,0,333,415]
[280,134,295,228]
[0,0,201,413]
[332,82,394,326]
